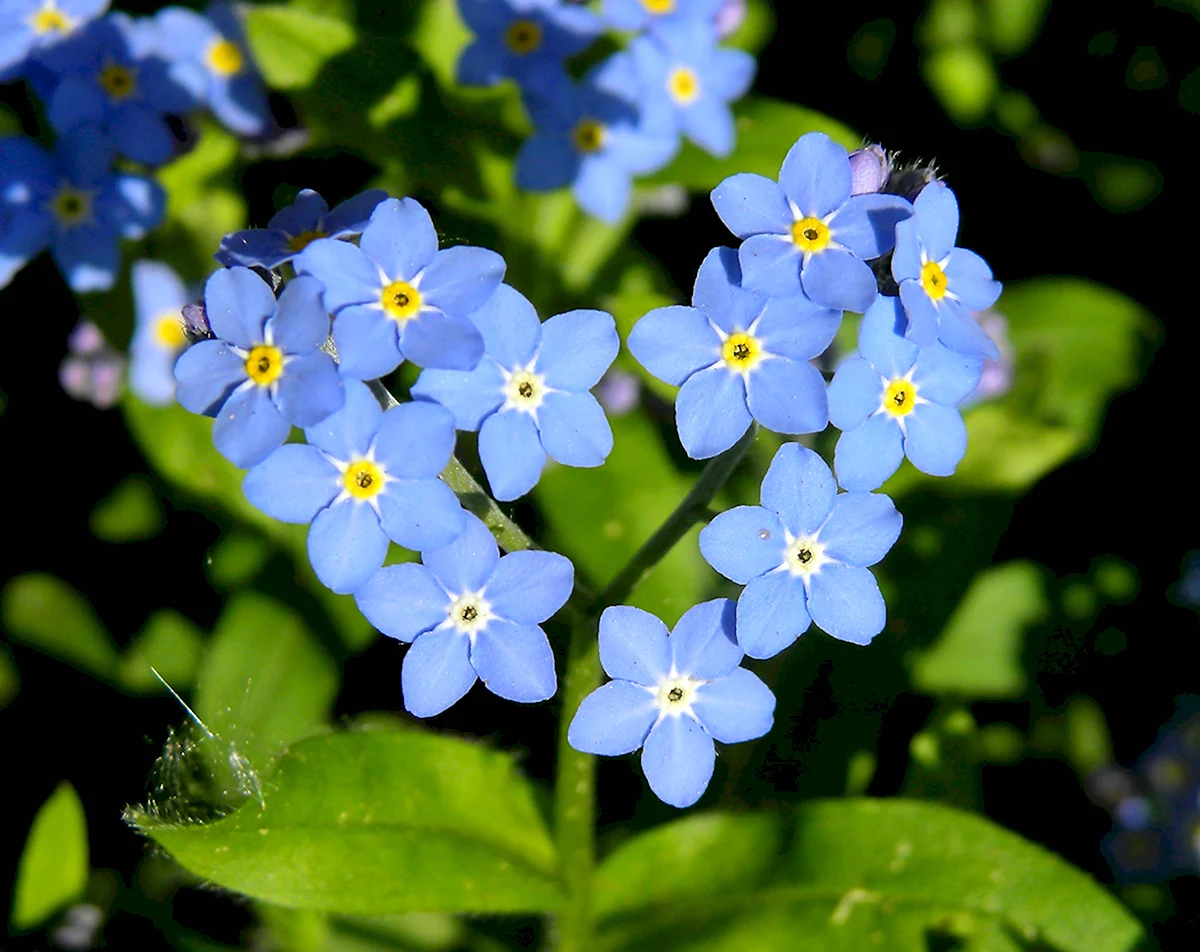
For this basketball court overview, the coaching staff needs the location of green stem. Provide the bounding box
[440,456,536,553]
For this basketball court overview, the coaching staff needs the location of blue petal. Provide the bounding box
[699,505,785,584]
[601,0,648,32]
[937,298,1001,360]
[410,364,505,431]
[0,209,52,290]
[103,173,164,238]
[479,409,546,501]
[112,104,176,167]
[827,357,883,432]
[890,217,923,283]
[641,715,715,808]
[752,294,841,361]
[858,294,918,377]
[574,154,630,223]
[376,478,466,551]
[271,275,330,355]
[456,38,506,87]
[801,248,878,314]
[308,500,389,594]
[911,343,984,406]
[669,598,741,680]
[710,172,792,239]
[778,132,851,219]
[537,391,613,467]
[568,681,658,756]
[47,76,105,132]
[679,96,735,158]
[52,223,119,292]
[303,379,381,461]
[422,512,498,595]
[323,188,388,237]
[745,357,828,435]
[833,414,904,492]
[212,384,290,468]
[515,129,579,191]
[359,197,438,281]
[173,339,246,415]
[400,307,485,371]
[216,228,291,269]
[599,605,671,686]
[210,72,270,137]
[945,247,1001,310]
[760,442,836,537]
[898,280,940,348]
[242,444,338,523]
[912,181,959,261]
[735,572,811,659]
[373,401,457,480]
[904,403,968,477]
[830,193,912,259]
[604,123,677,176]
[294,237,379,311]
[354,563,448,643]
[486,551,574,624]
[268,188,326,235]
[421,245,506,318]
[128,342,177,406]
[819,492,902,567]
[538,309,618,390]
[402,628,476,718]
[273,351,344,427]
[691,246,767,334]
[705,46,756,100]
[807,563,886,646]
[691,668,775,743]
[204,266,275,349]
[132,259,187,328]
[331,304,403,380]
[469,283,542,369]
[738,234,803,297]
[471,620,556,703]
[675,365,752,460]
[627,305,719,386]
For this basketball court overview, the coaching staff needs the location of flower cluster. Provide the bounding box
[456,0,755,222]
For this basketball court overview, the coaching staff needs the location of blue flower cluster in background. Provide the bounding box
[456,0,756,222]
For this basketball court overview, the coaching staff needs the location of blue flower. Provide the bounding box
[516,77,677,223]
[892,180,1003,359]
[129,259,190,406]
[828,295,983,490]
[456,0,600,92]
[0,0,108,77]
[699,442,902,657]
[602,0,724,35]
[243,380,467,594]
[216,187,388,270]
[711,131,913,312]
[354,514,572,717]
[597,23,754,157]
[294,197,504,380]
[568,599,775,808]
[174,267,345,468]
[152,2,270,137]
[411,284,618,501]
[0,131,163,292]
[627,246,839,459]
[41,13,197,166]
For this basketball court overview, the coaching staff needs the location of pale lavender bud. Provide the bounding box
[848,144,889,195]
[59,322,126,409]
[714,0,747,38]
[67,320,106,355]
[595,368,640,416]
[963,310,1013,405]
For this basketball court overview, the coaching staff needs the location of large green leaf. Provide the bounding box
[12,782,89,930]
[89,474,165,543]
[1,573,119,681]
[593,802,1142,951]
[132,732,560,916]
[244,6,357,90]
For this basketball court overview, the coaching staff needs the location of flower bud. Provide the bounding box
[182,300,214,343]
[848,144,889,195]
[714,0,747,38]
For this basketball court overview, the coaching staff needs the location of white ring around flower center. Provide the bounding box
[783,532,828,579]
[654,672,703,717]
[502,364,547,414]
[447,591,492,636]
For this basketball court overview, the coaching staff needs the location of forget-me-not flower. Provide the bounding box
[174,267,345,467]
[627,246,840,459]
[129,259,190,406]
[243,380,467,594]
[711,131,913,312]
[412,284,619,501]
[216,187,388,270]
[828,295,983,491]
[892,180,1002,359]
[602,0,724,35]
[0,0,108,76]
[355,513,572,717]
[295,197,504,380]
[568,599,775,808]
[699,442,902,657]
[456,0,600,92]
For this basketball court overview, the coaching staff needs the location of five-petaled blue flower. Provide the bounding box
[627,246,840,459]
[129,258,190,406]
[355,513,572,717]
[828,295,983,491]
[711,131,913,312]
[412,284,619,501]
[0,0,108,76]
[294,197,504,380]
[892,180,1002,359]
[216,187,388,270]
[0,131,162,292]
[699,442,902,657]
[242,380,467,594]
[456,0,600,92]
[568,599,775,809]
[174,267,345,468]
[602,0,724,35]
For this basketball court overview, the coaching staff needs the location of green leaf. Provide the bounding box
[132,732,560,915]
[120,609,206,694]
[89,474,165,543]
[244,6,357,89]
[594,801,1143,952]
[12,782,89,930]
[1,573,119,681]
[984,0,1049,55]
[910,561,1048,699]
[0,643,17,710]
[922,46,998,124]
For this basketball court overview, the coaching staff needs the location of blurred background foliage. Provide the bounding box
[1,0,1196,949]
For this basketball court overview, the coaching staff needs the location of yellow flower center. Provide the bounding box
[642,0,676,13]
[287,229,326,253]
[921,260,948,301]
[30,2,71,34]
[791,217,831,253]
[656,675,701,714]
[721,331,762,374]
[244,344,284,386]
[883,379,916,417]
[205,38,244,77]
[51,186,92,227]
[573,119,606,154]
[784,535,827,579]
[667,66,701,105]
[154,314,187,349]
[504,19,542,55]
[381,280,422,323]
[99,63,136,101]
[343,459,385,500]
